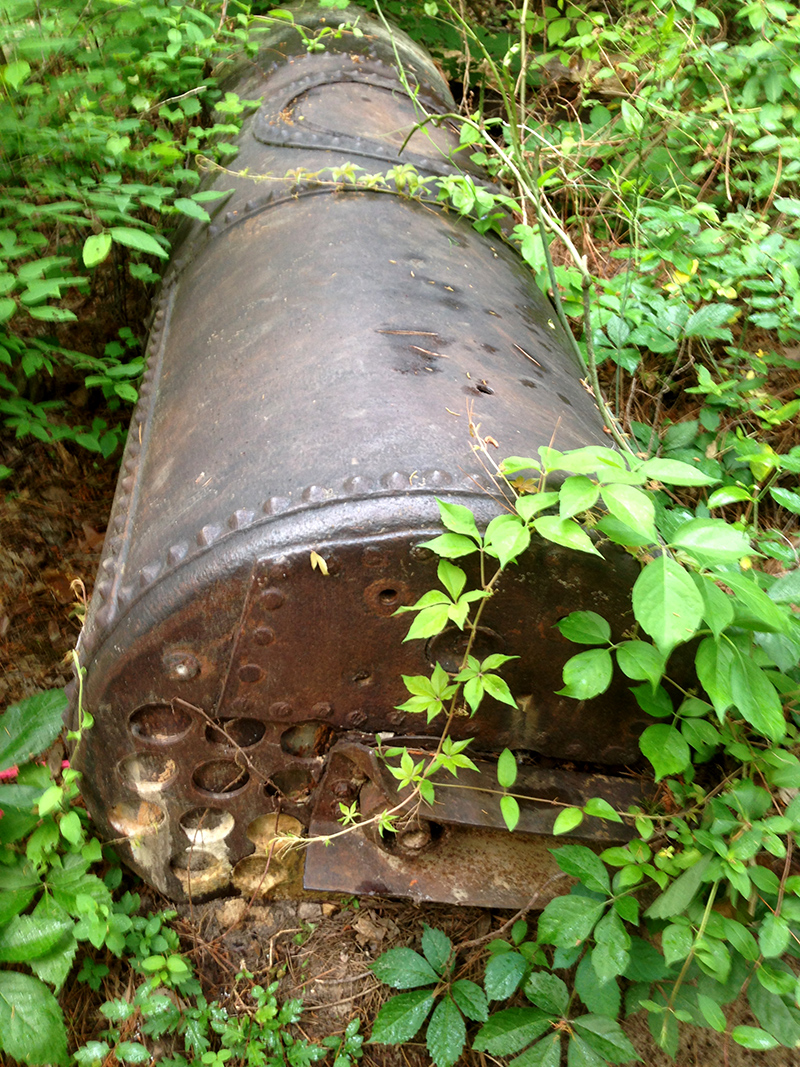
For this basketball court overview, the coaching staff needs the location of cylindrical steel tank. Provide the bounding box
[70,2,643,906]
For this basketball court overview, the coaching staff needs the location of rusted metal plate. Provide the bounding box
[305,741,640,907]
[69,2,649,904]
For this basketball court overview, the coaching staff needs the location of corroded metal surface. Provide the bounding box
[70,2,645,905]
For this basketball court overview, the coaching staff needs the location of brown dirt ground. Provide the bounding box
[1,432,798,1067]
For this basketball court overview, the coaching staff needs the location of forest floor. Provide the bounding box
[1,430,797,1067]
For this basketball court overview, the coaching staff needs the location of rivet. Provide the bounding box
[238,663,264,684]
[263,496,291,515]
[312,701,332,717]
[139,562,161,588]
[101,557,116,573]
[253,626,275,646]
[331,779,355,798]
[167,542,189,566]
[112,514,125,533]
[269,701,292,717]
[118,584,134,606]
[208,225,220,238]
[124,456,137,474]
[163,651,201,681]
[94,579,111,601]
[229,508,255,530]
[197,524,222,547]
[120,475,134,492]
[423,469,452,487]
[245,199,257,211]
[386,710,406,726]
[346,709,367,728]
[342,475,370,494]
[302,485,330,503]
[260,588,285,610]
[381,471,409,489]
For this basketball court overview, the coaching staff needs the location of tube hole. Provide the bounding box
[180,808,235,844]
[108,801,165,838]
[266,767,315,803]
[129,703,193,743]
[119,754,176,795]
[206,718,266,749]
[193,759,249,796]
[171,850,231,894]
[280,721,335,758]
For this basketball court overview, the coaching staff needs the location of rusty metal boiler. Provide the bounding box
[69,2,644,906]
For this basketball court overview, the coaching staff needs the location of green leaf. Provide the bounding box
[684,303,735,339]
[662,922,693,966]
[418,533,479,559]
[707,485,752,507]
[555,611,611,645]
[421,926,452,976]
[559,475,599,519]
[59,810,83,845]
[510,1033,561,1067]
[615,641,665,688]
[557,648,613,700]
[748,980,800,1046]
[524,972,568,1015]
[535,516,601,556]
[583,797,622,823]
[600,483,656,539]
[638,457,719,487]
[729,652,786,740]
[553,807,583,835]
[501,794,521,832]
[723,572,790,633]
[645,853,713,919]
[538,895,604,948]
[759,913,790,959]
[27,305,78,322]
[632,556,704,652]
[639,724,691,781]
[451,979,488,1022]
[110,227,169,259]
[671,519,753,565]
[553,845,610,895]
[0,914,72,962]
[173,197,211,222]
[436,499,481,539]
[0,971,67,1065]
[566,1033,608,1067]
[369,989,435,1045]
[0,862,41,924]
[696,993,727,1032]
[473,1007,552,1054]
[370,948,439,989]
[117,1042,151,1064]
[0,690,66,772]
[517,492,559,521]
[82,233,113,268]
[730,1026,780,1050]
[4,60,31,91]
[484,513,530,567]
[572,1015,639,1064]
[692,574,735,638]
[497,748,518,789]
[437,560,465,600]
[574,955,619,1016]
[695,637,735,718]
[426,996,465,1067]
[485,951,527,999]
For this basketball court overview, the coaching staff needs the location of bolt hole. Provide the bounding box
[180,807,235,844]
[378,588,398,604]
[129,703,193,743]
[476,383,494,395]
[352,671,372,687]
